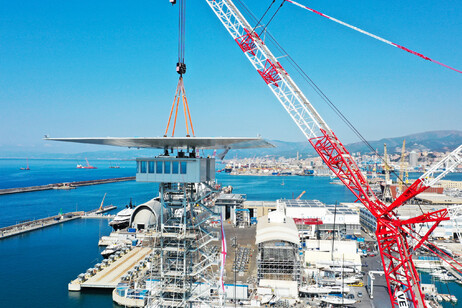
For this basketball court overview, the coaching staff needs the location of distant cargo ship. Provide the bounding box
[77,158,97,169]
[109,163,120,169]
[20,159,30,170]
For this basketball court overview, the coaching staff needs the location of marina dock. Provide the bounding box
[0,176,135,195]
[69,247,152,290]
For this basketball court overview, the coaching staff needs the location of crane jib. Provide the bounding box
[205,1,461,307]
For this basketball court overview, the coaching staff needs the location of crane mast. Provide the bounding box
[204,1,461,307]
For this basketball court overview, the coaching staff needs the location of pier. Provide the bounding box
[0,176,135,195]
[0,214,81,239]
[69,247,152,291]
[0,205,117,240]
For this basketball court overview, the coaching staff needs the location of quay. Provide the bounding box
[69,247,152,291]
[0,205,117,240]
[0,176,135,195]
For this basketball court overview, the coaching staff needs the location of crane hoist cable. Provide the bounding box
[177,0,186,75]
[164,0,195,137]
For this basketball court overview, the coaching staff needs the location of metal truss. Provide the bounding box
[147,182,221,308]
[204,1,462,307]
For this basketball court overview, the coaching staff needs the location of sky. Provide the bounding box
[0,0,461,153]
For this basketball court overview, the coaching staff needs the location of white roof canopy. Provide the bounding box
[256,211,300,245]
[44,136,275,150]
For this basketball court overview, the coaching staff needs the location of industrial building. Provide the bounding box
[281,200,362,239]
[360,203,462,240]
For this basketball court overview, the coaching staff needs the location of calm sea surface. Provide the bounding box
[0,159,461,307]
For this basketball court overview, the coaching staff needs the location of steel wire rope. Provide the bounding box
[257,0,286,37]
[235,0,417,203]
[235,0,435,260]
[248,0,275,37]
[238,2,445,290]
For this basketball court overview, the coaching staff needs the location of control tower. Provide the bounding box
[46,136,274,307]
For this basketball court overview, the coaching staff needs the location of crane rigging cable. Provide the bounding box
[177,0,186,75]
[285,0,462,74]
[165,0,194,137]
[235,0,407,188]
[205,2,462,306]
[257,0,286,37]
[248,0,275,37]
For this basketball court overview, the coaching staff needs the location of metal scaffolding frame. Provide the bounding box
[257,241,300,283]
[146,182,222,308]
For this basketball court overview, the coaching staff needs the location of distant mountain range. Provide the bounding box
[346,130,462,154]
[0,130,460,159]
[227,130,462,158]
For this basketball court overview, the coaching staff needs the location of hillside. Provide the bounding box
[346,130,462,154]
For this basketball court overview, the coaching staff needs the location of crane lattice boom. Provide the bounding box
[205,1,461,307]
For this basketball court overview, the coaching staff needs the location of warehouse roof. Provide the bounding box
[256,210,299,245]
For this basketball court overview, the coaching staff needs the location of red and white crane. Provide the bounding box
[203,1,462,307]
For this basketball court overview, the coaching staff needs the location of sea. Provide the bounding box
[0,158,461,307]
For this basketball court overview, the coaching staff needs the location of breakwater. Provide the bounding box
[0,177,136,195]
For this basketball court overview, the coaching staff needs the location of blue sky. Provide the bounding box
[1,0,461,153]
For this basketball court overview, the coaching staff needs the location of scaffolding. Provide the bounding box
[257,241,300,283]
[145,182,222,308]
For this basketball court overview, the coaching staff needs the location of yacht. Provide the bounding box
[321,295,356,305]
[109,200,134,230]
[299,285,350,294]
[101,244,123,258]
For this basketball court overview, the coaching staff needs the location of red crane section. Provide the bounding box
[205,1,461,307]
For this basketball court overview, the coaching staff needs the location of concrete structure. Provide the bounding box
[259,279,298,298]
[409,151,418,167]
[214,193,246,222]
[70,247,152,290]
[242,200,277,218]
[440,180,462,190]
[415,193,462,205]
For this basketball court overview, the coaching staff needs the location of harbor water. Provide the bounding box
[0,158,461,307]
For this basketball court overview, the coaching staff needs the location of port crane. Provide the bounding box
[200,1,462,307]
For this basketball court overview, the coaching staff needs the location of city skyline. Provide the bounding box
[1,0,461,153]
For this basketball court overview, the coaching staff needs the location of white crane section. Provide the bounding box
[420,144,462,187]
[390,144,462,213]
[205,0,330,140]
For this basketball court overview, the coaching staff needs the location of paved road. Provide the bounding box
[365,255,392,308]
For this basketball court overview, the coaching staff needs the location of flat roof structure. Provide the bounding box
[414,193,462,205]
[44,136,275,150]
[282,199,357,215]
[214,193,246,205]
